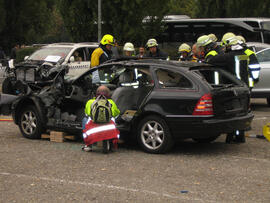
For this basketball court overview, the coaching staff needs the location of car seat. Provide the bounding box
[112,71,136,113]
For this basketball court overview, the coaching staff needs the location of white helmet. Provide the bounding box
[123,42,135,51]
[146,38,158,48]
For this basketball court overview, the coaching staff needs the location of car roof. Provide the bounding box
[100,58,212,70]
[164,17,270,31]
[44,42,99,48]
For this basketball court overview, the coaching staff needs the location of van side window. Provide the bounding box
[156,69,192,88]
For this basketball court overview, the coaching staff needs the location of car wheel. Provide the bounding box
[192,135,219,143]
[137,115,174,154]
[267,98,270,107]
[18,106,43,139]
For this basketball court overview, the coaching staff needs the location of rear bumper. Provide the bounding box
[201,113,253,132]
[166,113,254,138]
[251,89,270,98]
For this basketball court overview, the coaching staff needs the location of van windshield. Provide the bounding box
[28,47,72,62]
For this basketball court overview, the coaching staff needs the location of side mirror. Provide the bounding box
[69,56,75,62]
[24,56,29,60]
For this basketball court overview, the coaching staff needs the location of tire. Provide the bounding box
[103,140,110,154]
[267,97,270,107]
[18,106,43,139]
[192,135,219,143]
[137,115,174,154]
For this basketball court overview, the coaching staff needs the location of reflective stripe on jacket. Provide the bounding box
[244,48,261,81]
[83,118,119,146]
[205,50,218,62]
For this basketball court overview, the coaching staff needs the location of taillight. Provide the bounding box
[192,93,213,115]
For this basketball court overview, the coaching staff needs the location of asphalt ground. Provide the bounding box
[0,99,270,202]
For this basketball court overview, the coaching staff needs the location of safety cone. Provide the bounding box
[263,123,270,142]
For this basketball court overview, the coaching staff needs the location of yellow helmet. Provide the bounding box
[146,38,158,48]
[178,43,191,53]
[208,33,217,42]
[221,32,235,45]
[100,34,115,46]
[236,35,246,43]
[197,35,213,47]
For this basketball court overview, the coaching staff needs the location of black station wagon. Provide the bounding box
[1,59,254,153]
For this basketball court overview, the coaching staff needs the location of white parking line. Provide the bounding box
[229,156,270,163]
[0,172,208,202]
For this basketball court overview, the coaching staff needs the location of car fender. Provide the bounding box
[132,103,167,130]
[13,95,46,125]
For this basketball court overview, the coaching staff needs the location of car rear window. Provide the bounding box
[193,68,244,88]
[156,68,193,88]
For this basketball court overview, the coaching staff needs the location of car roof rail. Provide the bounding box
[103,56,169,64]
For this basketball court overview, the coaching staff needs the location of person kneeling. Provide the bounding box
[82,85,120,153]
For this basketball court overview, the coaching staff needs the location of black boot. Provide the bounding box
[226,133,234,143]
[235,131,246,143]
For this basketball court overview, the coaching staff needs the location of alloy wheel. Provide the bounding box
[141,120,165,150]
[21,110,37,136]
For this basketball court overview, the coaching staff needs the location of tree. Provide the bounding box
[58,0,170,46]
[194,0,270,18]
[58,0,98,42]
[168,0,197,18]
[0,0,55,54]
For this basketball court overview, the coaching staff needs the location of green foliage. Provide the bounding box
[16,46,40,63]
[59,0,170,46]
[0,0,56,54]
[1,0,270,57]
[168,0,196,18]
[58,0,98,42]
[194,0,270,18]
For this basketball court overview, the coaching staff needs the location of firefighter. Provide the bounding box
[207,36,250,143]
[123,42,135,57]
[208,36,250,87]
[221,32,236,52]
[146,38,168,60]
[196,35,218,62]
[90,34,115,68]
[208,33,224,54]
[191,43,204,63]
[236,35,261,86]
[178,43,192,61]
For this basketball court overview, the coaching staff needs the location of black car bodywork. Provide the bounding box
[0,59,254,153]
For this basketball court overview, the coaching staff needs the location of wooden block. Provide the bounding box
[41,134,50,139]
[64,135,76,140]
[50,131,64,143]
